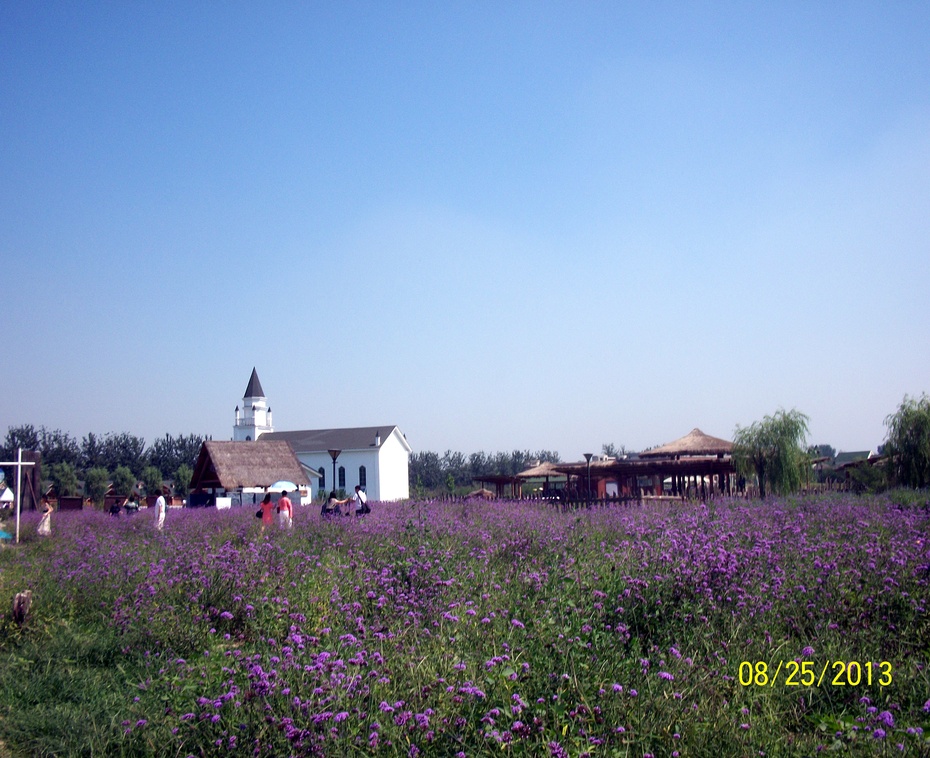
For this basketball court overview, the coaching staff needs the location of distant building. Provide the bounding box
[262,427,411,502]
[189,439,314,506]
[833,450,878,469]
[232,369,411,501]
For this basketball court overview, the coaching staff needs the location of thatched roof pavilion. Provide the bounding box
[552,429,737,500]
[516,461,566,479]
[191,440,311,492]
[639,428,733,458]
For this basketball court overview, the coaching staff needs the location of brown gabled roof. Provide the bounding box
[639,428,733,458]
[190,440,309,491]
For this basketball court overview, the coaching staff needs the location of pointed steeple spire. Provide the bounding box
[234,368,273,441]
[244,367,265,399]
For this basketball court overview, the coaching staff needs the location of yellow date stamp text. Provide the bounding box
[738,660,892,688]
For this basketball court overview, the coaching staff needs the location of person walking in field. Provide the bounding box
[277,490,293,529]
[321,491,347,518]
[37,495,53,536]
[349,485,370,517]
[259,492,275,533]
[154,492,166,531]
[124,494,140,515]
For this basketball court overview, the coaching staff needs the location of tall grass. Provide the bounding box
[0,493,928,756]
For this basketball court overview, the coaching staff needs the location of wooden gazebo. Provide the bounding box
[515,461,567,499]
[639,428,733,459]
[638,428,735,496]
[471,474,520,499]
[555,429,737,500]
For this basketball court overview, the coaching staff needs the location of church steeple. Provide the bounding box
[244,367,265,400]
[233,368,273,441]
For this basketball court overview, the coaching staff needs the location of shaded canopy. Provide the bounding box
[472,473,520,499]
[639,428,733,458]
[191,440,310,491]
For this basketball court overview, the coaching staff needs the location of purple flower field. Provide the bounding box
[1,493,928,756]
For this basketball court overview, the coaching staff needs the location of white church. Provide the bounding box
[233,368,411,502]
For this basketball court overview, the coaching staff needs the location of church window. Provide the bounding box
[359,466,367,488]
[338,466,346,489]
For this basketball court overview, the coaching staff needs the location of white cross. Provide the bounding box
[0,449,38,544]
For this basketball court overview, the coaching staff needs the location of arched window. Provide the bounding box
[359,465,367,488]
[319,467,325,488]
[338,466,346,489]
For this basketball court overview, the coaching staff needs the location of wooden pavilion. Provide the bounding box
[515,461,567,498]
[555,429,737,500]
[471,473,520,499]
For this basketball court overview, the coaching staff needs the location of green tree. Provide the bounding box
[174,464,193,498]
[602,443,627,458]
[37,428,81,469]
[1,424,40,461]
[49,461,80,497]
[147,434,205,477]
[732,408,810,499]
[111,466,136,498]
[80,432,106,471]
[101,433,147,476]
[141,466,163,498]
[441,450,469,486]
[409,451,443,490]
[807,443,836,460]
[884,393,930,489]
[84,467,110,508]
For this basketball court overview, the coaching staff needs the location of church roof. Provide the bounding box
[244,367,265,399]
[262,426,411,454]
[191,440,309,491]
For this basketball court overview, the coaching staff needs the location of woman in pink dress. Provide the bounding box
[260,493,275,532]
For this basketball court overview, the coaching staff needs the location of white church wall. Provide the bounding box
[377,430,411,501]
[296,450,381,498]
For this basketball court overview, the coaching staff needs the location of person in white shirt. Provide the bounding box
[348,485,370,517]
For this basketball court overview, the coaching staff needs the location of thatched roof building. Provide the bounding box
[550,428,737,500]
[190,440,311,492]
[639,428,733,458]
[516,461,566,479]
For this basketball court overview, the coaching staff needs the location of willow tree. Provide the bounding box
[732,408,810,499]
[884,393,930,488]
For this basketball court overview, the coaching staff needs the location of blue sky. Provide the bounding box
[2,2,928,459]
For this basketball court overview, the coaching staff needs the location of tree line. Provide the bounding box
[0,425,205,502]
[409,449,561,493]
[732,394,930,498]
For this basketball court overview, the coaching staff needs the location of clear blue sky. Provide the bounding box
[2,2,928,459]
